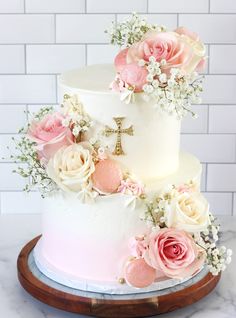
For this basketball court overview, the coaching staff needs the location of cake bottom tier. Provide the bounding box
[37,152,202,294]
[34,240,203,294]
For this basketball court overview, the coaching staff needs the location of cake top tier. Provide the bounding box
[60,64,118,94]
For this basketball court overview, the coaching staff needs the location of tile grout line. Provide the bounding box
[231,192,234,216]
[54,13,56,43]
[205,163,208,192]
[2,43,236,46]
[1,73,236,76]
[24,44,27,74]
[85,44,88,65]
[0,12,236,15]
[207,104,210,134]
[208,45,211,74]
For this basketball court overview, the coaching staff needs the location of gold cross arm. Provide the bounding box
[104,117,134,156]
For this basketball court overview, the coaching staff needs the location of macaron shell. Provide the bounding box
[92,159,123,193]
[124,258,156,288]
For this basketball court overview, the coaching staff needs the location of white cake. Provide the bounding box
[34,64,203,293]
[59,65,181,181]
[14,14,231,299]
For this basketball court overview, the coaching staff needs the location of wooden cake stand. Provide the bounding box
[17,236,221,318]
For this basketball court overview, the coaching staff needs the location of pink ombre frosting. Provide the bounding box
[28,112,73,161]
[40,193,150,282]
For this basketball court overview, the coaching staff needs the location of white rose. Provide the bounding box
[165,192,210,233]
[181,36,206,74]
[47,143,95,193]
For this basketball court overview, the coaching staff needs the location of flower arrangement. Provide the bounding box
[11,95,144,202]
[123,182,232,288]
[107,13,206,118]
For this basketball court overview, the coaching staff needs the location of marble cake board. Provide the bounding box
[17,236,221,318]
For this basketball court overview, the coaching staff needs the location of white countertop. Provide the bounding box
[0,214,235,318]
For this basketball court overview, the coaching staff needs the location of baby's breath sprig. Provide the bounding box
[32,106,54,121]
[11,136,57,196]
[194,213,232,275]
[142,195,170,228]
[106,13,164,48]
[141,57,203,119]
[61,95,93,142]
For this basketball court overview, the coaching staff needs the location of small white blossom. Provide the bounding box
[149,56,156,63]
[152,79,159,88]
[170,68,179,76]
[160,59,167,66]
[159,73,167,83]
[227,249,233,257]
[146,74,154,82]
[138,59,146,67]
[62,118,70,127]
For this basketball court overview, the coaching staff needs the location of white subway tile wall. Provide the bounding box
[0,0,235,215]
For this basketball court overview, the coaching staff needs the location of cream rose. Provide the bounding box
[165,192,210,233]
[47,143,95,193]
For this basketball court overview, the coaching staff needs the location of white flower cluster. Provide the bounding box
[194,213,232,276]
[62,112,92,140]
[61,95,92,141]
[11,136,57,196]
[106,12,165,47]
[141,194,170,229]
[141,184,232,276]
[141,56,203,119]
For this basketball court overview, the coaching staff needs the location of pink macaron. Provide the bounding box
[124,258,156,288]
[92,159,123,194]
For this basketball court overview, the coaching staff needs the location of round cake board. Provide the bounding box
[17,236,221,318]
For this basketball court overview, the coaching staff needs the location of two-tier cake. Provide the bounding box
[14,14,232,295]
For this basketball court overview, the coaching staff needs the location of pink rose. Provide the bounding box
[114,30,206,78]
[114,48,129,72]
[119,63,148,92]
[28,112,73,161]
[126,31,193,75]
[144,228,205,279]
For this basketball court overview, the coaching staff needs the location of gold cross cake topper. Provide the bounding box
[104,117,134,155]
